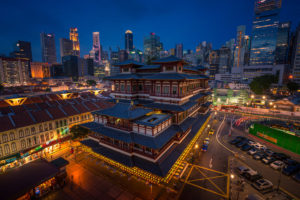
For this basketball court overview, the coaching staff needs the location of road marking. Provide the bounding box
[209,157,213,168]
[215,116,236,154]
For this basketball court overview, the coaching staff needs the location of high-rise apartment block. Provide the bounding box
[40,33,57,64]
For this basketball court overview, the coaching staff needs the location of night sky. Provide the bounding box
[0,0,299,62]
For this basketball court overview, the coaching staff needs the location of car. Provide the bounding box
[270,161,285,170]
[204,138,210,144]
[265,149,274,156]
[252,179,273,191]
[292,172,300,183]
[282,164,300,176]
[201,144,208,152]
[242,169,263,182]
[262,156,276,164]
[248,148,258,155]
[209,129,215,135]
[236,166,250,175]
[248,140,256,146]
[253,152,266,160]
[273,153,290,161]
[235,136,246,140]
[241,144,252,151]
[283,159,298,166]
[229,139,241,145]
[236,140,248,148]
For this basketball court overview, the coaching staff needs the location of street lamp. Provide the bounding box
[262,96,266,100]
[269,102,273,106]
[251,95,255,99]
[230,174,235,179]
[195,143,199,149]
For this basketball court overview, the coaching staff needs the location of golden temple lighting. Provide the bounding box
[57,92,73,100]
[4,97,27,106]
[89,90,103,96]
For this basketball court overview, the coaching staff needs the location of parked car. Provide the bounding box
[270,161,285,170]
[273,153,290,161]
[248,140,256,146]
[209,129,215,135]
[236,166,250,175]
[236,136,246,140]
[253,152,266,160]
[229,139,241,145]
[282,164,300,176]
[292,172,300,183]
[248,148,258,155]
[252,179,273,191]
[242,144,252,151]
[283,159,298,166]
[262,156,276,164]
[243,169,263,182]
[236,140,248,148]
[265,149,274,156]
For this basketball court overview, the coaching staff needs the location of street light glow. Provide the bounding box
[251,95,255,99]
[230,174,235,179]
[195,144,199,149]
[262,96,266,99]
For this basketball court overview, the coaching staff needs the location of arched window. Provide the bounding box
[27,138,31,147]
[2,134,8,143]
[25,128,30,136]
[11,142,17,152]
[39,125,43,132]
[33,136,37,145]
[45,133,49,141]
[9,132,15,141]
[31,127,36,135]
[49,123,53,130]
[19,130,24,138]
[21,140,26,149]
[0,146,3,157]
[4,144,10,155]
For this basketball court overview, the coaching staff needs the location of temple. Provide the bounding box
[80,56,211,177]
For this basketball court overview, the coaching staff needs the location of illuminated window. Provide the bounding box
[4,144,10,155]
[2,134,8,143]
[9,132,15,141]
[11,143,17,152]
[19,130,24,138]
[21,140,26,149]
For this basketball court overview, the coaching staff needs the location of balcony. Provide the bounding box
[106,122,132,132]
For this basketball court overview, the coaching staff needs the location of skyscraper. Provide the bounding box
[10,41,32,61]
[233,26,246,67]
[249,0,282,65]
[175,43,183,59]
[144,32,162,63]
[275,22,291,64]
[59,38,73,60]
[125,30,133,52]
[40,33,57,64]
[70,27,80,57]
[292,24,300,84]
[91,32,101,63]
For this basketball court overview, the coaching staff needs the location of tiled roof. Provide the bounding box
[30,110,53,123]
[0,106,12,114]
[113,59,144,66]
[152,56,184,63]
[143,73,209,80]
[105,73,142,80]
[73,104,89,113]
[11,111,35,128]
[134,114,171,127]
[144,100,197,112]
[83,101,99,111]
[93,103,152,120]
[0,116,15,132]
[184,65,207,71]
[46,107,66,119]
[137,65,161,70]
[60,105,79,116]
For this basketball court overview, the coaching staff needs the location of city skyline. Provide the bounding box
[0,0,299,62]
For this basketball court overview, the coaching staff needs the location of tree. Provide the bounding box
[86,80,97,87]
[249,75,277,95]
[70,125,89,139]
[287,81,299,94]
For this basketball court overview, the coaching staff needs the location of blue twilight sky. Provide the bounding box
[0,0,299,62]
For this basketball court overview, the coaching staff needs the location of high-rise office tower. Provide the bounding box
[219,47,231,74]
[209,50,220,79]
[59,38,73,60]
[175,43,183,59]
[233,26,246,67]
[92,32,101,63]
[144,32,162,63]
[249,0,282,65]
[40,33,57,64]
[125,30,133,52]
[292,25,300,84]
[275,22,291,64]
[70,27,80,57]
[10,41,32,61]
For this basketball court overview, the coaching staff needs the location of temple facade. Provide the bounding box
[81,56,211,177]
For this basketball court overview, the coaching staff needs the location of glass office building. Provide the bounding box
[249,0,282,65]
[275,22,290,64]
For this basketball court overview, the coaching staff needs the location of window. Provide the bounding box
[19,130,24,138]
[73,117,75,121]
[9,132,15,141]
[69,118,72,123]
[115,83,119,91]
[44,124,48,131]
[31,127,36,135]
[172,86,177,95]
[123,67,129,72]
[39,125,43,132]
[33,136,37,145]
[40,135,45,143]
[11,142,17,152]
[25,128,30,136]
[156,85,160,94]
[49,123,52,130]
[163,86,170,94]
[133,143,143,151]
[45,133,50,141]
[138,84,143,91]
[50,131,54,139]
[120,84,125,91]
[0,146,2,157]
[64,119,67,126]
[60,120,63,127]
[127,85,131,92]
[166,66,173,71]
[4,144,10,155]
[27,138,31,147]
[21,140,26,149]
[77,116,79,121]
[55,121,59,128]
[2,134,8,143]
